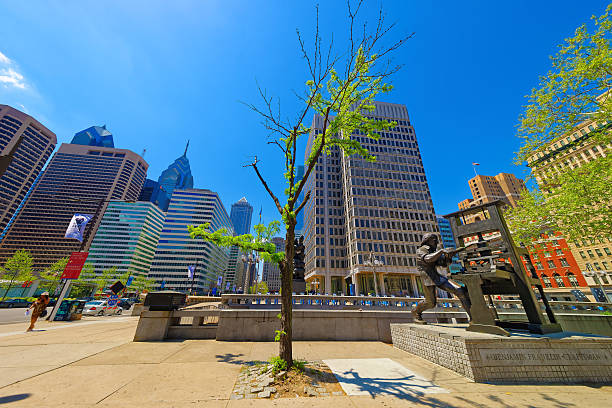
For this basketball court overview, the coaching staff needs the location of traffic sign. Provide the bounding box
[107,294,119,306]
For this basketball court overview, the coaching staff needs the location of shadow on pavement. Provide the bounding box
[0,394,31,404]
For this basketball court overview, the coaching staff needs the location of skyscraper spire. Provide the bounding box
[183,140,190,157]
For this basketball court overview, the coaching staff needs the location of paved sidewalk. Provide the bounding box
[0,318,610,407]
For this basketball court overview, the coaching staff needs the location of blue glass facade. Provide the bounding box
[436,216,462,274]
[230,197,253,236]
[138,179,170,211]
[71,125,114,148]
[158,143,194,199]
[148,189,233,293]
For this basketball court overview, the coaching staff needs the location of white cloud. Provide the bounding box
[0,50,27,89]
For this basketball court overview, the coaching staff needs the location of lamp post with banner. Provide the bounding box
[48,198,134,321]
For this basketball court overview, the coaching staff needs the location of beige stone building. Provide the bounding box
[458,173,526,210]
[526,118,612,293]
[303,101,438,296]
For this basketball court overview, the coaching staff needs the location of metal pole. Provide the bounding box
[48,280,71,321]
[190,259,199,295]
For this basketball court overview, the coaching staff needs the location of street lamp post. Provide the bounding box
[584,270,611,303]
[48,197,134,321]
[364,252,385,296]
[241,253,259,294]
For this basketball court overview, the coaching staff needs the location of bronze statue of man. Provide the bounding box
[411,233,472,324]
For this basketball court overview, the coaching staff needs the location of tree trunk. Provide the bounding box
[280,223,296,366]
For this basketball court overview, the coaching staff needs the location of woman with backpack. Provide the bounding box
[26,292,50,332]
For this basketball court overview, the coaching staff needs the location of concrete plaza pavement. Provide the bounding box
[0,317,611,407]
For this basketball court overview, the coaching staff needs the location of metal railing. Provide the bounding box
[219,294,612,314]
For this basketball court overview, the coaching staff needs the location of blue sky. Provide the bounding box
[0,0,608,229]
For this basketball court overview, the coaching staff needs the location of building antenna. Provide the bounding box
[141,148,147,158]
[184,140,190,156]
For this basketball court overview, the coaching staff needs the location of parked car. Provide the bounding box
[82,300,123,316]
[117,299,132,309]
[0,298,31,308]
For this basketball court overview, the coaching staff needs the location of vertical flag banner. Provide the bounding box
[126,275,134,287]
[217,276,223,286]
[160,279,166,290]
[64,213,93,242]
[187,265,196,279]
[225,282,230,290]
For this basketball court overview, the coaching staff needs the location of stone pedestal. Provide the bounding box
[293,279,306,294]
[391,323,612,384]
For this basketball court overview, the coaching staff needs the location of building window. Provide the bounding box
[555,249,564,256]
[567,273,579,287]
[603,261,610,271]
[586,263,593,271]
[560,258,570,267]
[544,251,551,257]
[595,249,603,257]
[536,262,544,270]
[542,276,552,288]
[594,262,602,270]
[547,260,556,268]
[604,247,611,256]
[579,251,587,259]
[587,250,595,258]
[553,274,565,287]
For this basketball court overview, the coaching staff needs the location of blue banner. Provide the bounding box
[126,275,134,287]
[64,213,93,242]
[187,265,196,279]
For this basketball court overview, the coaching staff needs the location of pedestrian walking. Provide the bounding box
[26,292,50,332]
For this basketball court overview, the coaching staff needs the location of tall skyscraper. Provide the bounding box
[71,125,114,148]
[0,105,57,240]
[230,197,253,236]
[436,216,461,274]
[295,165,305,237]
[148,189,233,293]
[262,237,285,292]
[138,179,170,211]
[88,201,165,279]
[0,127,148,268]
[158,142,194,199]
[303,101,438,296]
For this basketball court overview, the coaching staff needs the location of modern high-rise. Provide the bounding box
[262,237,285,292]
[295,165,305,237]
[148,189,233,293]
[230,197,253,236]
[436,216,461,274]
[88,201,165,279]
[303,101,438,296]
[0,127,148,268]
[158,142,194,199]
[0,105,57,240]
[71,125,114,148]
[458,173,526,211]
[525,113,611,298]
[138,179,170,211]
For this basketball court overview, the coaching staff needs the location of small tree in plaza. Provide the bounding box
[189,2,409,366]
[1,250,34,300]
[250,281,269,295]
[509,5,612,242]
[38,256,69,295]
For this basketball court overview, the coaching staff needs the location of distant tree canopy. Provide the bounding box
[509,5,612,242]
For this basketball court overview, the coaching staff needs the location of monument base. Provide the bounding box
[391,323,612,384]
[292,279,306,294]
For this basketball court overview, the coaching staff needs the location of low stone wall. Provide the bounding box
[215,310,465,342]
[391,323,612,384]
[134,309,468,342]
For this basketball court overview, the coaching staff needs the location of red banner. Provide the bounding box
[61,252,89,279]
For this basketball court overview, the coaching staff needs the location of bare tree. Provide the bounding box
[190,1,411,366]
